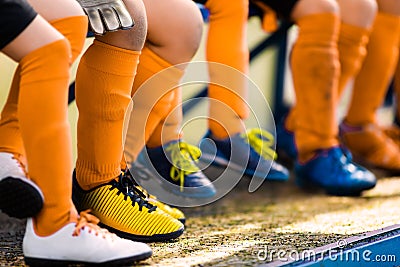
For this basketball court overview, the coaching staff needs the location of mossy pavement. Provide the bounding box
[1,165,400,267]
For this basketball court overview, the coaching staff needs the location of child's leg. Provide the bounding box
[205,0,249,138]
[124,0,202,163]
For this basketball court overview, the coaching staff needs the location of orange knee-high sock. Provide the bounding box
[76,40,140,190]
[346,12,400,126]
[291,13,341,162]
[18,40,73,236]
[0,16,87,164]
[337,23,370,98]
[394,58,400,120]
[205,0,249,138]
[0,66,25,161]
[51,16,88,64]
[147,87,182,148]
[124,47,183,164]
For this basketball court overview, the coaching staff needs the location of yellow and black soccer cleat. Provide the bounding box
[122,168,186,224]
[72,171,184,242]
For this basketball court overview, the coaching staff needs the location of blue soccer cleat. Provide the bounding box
[295,147,376,196]
[199,129,289,181]
[276,117,298,160]
[135,140,216,199]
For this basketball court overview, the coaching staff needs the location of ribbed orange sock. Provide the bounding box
[394,58,400,120]
[205,0,249,139]
[18,39,73,236]
[346,12,400,125]
[75,40,140,190]
[147,88,182,148]
[291,13,340,162]
[124,47,183,163]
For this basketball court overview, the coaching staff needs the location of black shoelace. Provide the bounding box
[109,173,157,213]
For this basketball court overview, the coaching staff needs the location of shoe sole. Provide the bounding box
[24,251,152,266]
[0,177,43,218]
[100,223,185,243]
[296,175,376,197]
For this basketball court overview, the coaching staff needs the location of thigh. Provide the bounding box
[27,0,84,21]
[2,14,65,61]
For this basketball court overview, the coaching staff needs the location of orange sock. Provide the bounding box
[75,40,140,190]
[346,12,400,125]
[205,0,249,138]
[337,23,370,97]
[394,58,400,120]
[0,15,87,164]
[18,40,73,236]
[50,16,88,63]
[0,66,25,160]
[291,13,340,161]
[147,88,182,148]
[285,107,297,132]
[124,47,183,163]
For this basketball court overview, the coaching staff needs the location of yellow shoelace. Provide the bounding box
[241,128,277,160]
[166,142,201,192]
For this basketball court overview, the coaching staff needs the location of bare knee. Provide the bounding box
[145,0,203,65]
[95,0,147,51]
[291,0,339,21]
[339,0,377,28]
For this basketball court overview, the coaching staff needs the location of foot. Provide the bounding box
[295,147,376,196]
[339,122,400,173]
[72,171,184,242]
[0,152,43,218]
[23,211,152,266]
[135,140,216,199]
[199,129,289,181]
[122,168,186,224]
[383,124,400,148]
[276,117,298,160]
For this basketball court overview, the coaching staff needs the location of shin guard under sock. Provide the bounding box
[346,12,400,125]
[75,40,140,189]
[291,13,341,162]
[18,40,73,236]
[124,47,183,163]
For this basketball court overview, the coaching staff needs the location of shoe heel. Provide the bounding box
[0,178,43,219]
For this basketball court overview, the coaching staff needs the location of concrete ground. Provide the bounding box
[1,165,400,267]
